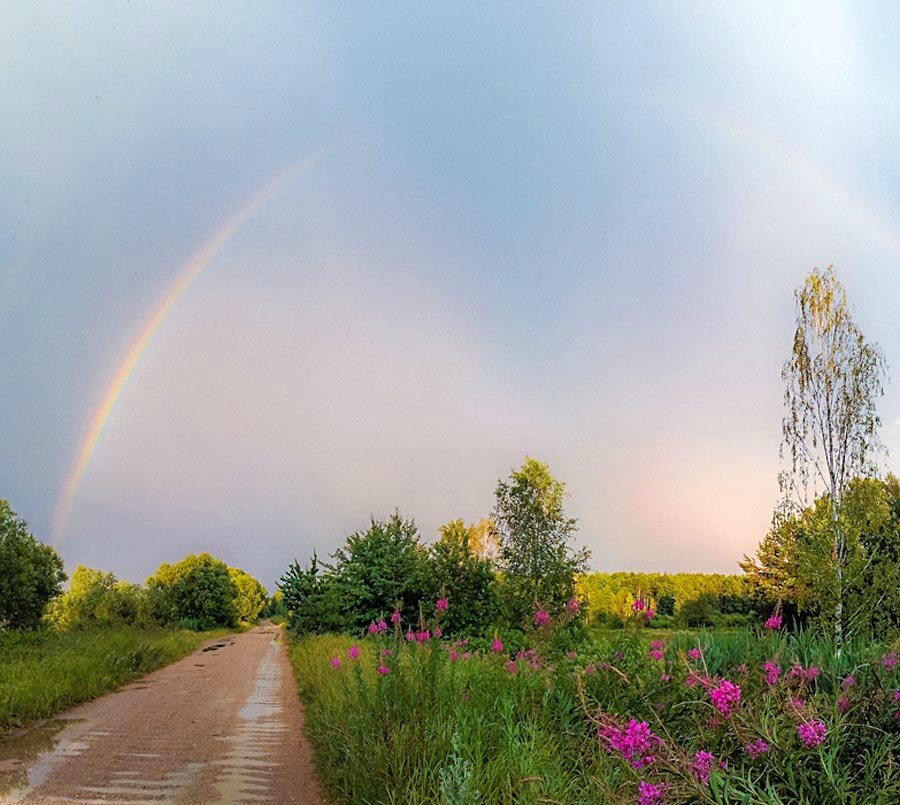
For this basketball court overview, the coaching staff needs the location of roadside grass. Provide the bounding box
[0,625,229,730]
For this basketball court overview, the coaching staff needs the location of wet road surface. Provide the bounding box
[0,625,322,804]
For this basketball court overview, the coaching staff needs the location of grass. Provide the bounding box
[0,625,227,731]
[289,626,900,804]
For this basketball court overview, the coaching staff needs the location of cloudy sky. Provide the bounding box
[3,2,900,588]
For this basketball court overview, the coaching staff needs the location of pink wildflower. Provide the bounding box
[390,610,402,625]
[789,664,821,683]
[436,597,449,611]
[491,637,504,653]
[688,648,701,661]
[380,648,393,657]
[648,640,665,661]
[376,664,390,676]
[883,653,899,670]
[434,626,443,639]
[600,719,663,770]
[692,750,715,785]
[745,738,769,759]
[416,630,431,644]
[710,679,741,718]
[377,619,387,633]
[646,608,655,620]
[763,661,781,686]
[637,780,666,805]
[348,645,360,660]
[405,629,414,642]
[614,651,624,662]
[506,660,518,675]
[567,651,577,661]
[797,719,827,748]
[449,649,460,662]
[566,597,581,614]
[367,622,378,635]
[584,664,596,676]
[631,598,646,612]
[330,656,341,669]
[534,609,552,627]
[765,612,783,630]
[660,673,671,682]
[838,695,850,713]
[893,690,900,701]
[842,675,856,687]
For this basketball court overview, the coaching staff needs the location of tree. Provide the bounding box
[279,553,345,635]
[329,512,429,632]
[493,458,590,626]
[779,267,886,650]
[429,519,498,635]
[46,565,147,629]
[228,567,268,623]
[0,500,66,630]
[146,553,238,630]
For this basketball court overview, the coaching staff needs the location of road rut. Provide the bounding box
[0,625,323,804]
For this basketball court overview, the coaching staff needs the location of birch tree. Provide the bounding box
[780,266,886,650]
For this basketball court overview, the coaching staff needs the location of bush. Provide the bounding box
[146,553,238,630]
[46,565,151,629]
[0,500,66,630]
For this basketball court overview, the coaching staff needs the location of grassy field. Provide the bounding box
[289,627,900,804]
[0,625,226,730]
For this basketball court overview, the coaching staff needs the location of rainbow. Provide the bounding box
[53,151,321,543]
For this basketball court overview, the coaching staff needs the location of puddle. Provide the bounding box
[0,718,87,801]
[202,643,229,653]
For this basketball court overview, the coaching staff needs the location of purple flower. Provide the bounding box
[330,656,341,669]
[797,719,827,748]
[367,622,378,635]
[637,780,666,805]
[377,664,390,676]
[745,738,769,759]
[534,609,552,627]
[838,695,850,713]
[377,619,388,633]
[600,719,663,770]
[648,640,665,661]
[390,610,402,625]
[434,626,443,639]
[436,597,449,612]
[692,750,715,785]
[566,597,581,614]
[842,675,856,688]
[405,629,414,642]
[763,661,781,686]
[646,608,655,621]
[765,612,783,630]
[348,645,360,660]
[688,648,701,661]
[491,637,504,653]
[883,653,899,670]
[631,598,646,612]
[710,679,741,718]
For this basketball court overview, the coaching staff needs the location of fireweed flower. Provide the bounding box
[390,611,402,625]
[436,597,449,611]
[883,653,899,669]
[367,622,378,635]
[449,650,460,662]
[842,675,856,688]
[567,651,577,661]
[599,719,663,770]
[798,719,827,748]
[380,648,392,657]
[506,660,518,675]
[377,619,387,633]
[631,598,646,612]
[376,664,390,676]
[330,656,341,669]
[491,637,504,653]
[434,626,443,639]
[637,780,666,805]
[692,750,715,785]
[688,648,702,661]
[648,640,665,661]
[584,664,596,676]
[406,629,414,642]
[763,661,781,686]
[710,679,741,718]
[789,665,820,683]
[838,695,851,713]
[646,608,655,620]
[566,597,581,614]
[745,738,769,759]
[660,673,671,682]
[765,612,783,630]
[348,646,360,660]
[534,609,552,627]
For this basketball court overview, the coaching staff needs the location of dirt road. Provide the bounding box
[0,625,323,804]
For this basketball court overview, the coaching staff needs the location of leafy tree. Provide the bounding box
[429,519,498,635]
[494,458,589,626]
[279,553,346,635]
[778,267,886,649]
[228,567,268,623]
[329,512,429,632]
[0,500,66,630]
[46,565,147,629]
[146,553,237,630]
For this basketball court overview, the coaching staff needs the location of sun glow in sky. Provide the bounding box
[3,3,900,587]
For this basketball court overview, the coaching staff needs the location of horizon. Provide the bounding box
[4,3,900,590]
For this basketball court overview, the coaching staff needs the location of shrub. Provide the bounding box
[146,553,238,630]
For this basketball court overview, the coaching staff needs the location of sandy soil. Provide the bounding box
[0,624,324,804]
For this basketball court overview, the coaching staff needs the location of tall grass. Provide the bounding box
[0,625,223,730]
[290,627,900,804]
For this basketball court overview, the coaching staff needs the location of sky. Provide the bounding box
[3,2,900,590]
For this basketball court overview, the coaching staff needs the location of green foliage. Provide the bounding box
[494,458,589,626]
[0,625,218,730]
[429,520,497,636]
[146,552,238,630]
[329,512,430,632]
[280,553,346,635]
[228,566,268,623]
[46,565,150,629]
[0,500,66,630]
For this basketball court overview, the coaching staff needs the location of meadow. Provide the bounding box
[0,625,225,730]
[289,609,900,805]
